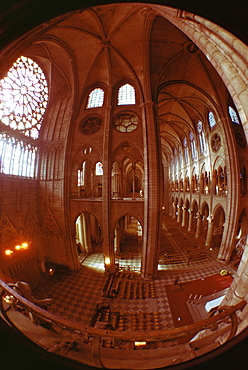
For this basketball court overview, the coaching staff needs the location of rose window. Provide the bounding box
[0,56,48,139]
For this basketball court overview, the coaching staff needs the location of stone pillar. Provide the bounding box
[188,210,193,231]
[82,212,92,253]
[77,214,84,252]
[177,205,182,224]
[132,164,135,199]
[195,214,202,238]
[119,165,123,199]
[182,207,186,227]
[111,162,120,198]
[141,101,162,279]
[205,216,214,247]
[102,106,115,273]
[114,225,120,254]
[222,243,248,308]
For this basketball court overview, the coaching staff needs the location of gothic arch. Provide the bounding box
[75,211,102,258]
[212,204,225,248]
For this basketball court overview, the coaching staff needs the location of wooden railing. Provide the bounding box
[0,278,246,369]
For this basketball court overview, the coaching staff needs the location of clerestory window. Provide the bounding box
[197,120,207,154]
[86,88,104,109]
[190,132,197,160]
[228,106,240,124]
[208,111,217,129]
[183,137,189,163]
[117,83,135,105]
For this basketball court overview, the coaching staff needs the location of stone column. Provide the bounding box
[177,205,182,224]
[182,207,186,227]
[172,203,176,219]
[195,214,202,238]
[205,216,214,247]
[114,225,120,254]
[141,101,162,279]
[132,164,135,199]
[188,210,193,231]
[111,162,120,198]
[102,106,115,273]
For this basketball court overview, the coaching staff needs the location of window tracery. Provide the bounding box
[114,113,138,132]
[0,56,48,140]
[190,132,197,160]
[117,83,135,105]
[211,133,221,152]
[86,88,104,109]
[197,121,207,154]
[95,162,103,175]
[228,106,240,124]
[81,116,102,134]
[0,133,37,177]
[208,111,216,129]
[184,137,189,163]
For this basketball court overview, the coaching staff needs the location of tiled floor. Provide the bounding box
[35,217,235,332]
[35,258,232,332]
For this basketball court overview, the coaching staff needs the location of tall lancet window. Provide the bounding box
[117,83,135,105]
[184,137,189,163]
[95,162,103,175]
[190,132,197,160]
[228,106,240,124]
[86,88,104,108]
[197,120,207,154]
[208,111,216,129]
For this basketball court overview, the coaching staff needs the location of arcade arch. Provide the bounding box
[75,212,102,260]
[114,214,142,271]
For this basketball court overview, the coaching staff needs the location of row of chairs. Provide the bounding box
[90,306,162,332]
[130,311,161,331]
[114,279,156,299]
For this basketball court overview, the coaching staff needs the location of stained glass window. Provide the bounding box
[208,111,216,128]
[179,149,183,166]
[0,133,37,177]
[95,162,103,175]
[184,137,189,163]
[86,88,104,108]
[197,120,207,154]
[0,56,48,139]
[77,161,86,187]
[117,83,135,105]
[228,106,240,124]
[81,116,102,134]
[190,132,197,160]
[114,113,138,132]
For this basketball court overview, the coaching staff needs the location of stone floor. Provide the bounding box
[35,217,235,332]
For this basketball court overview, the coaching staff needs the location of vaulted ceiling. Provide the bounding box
[27,3,227,161]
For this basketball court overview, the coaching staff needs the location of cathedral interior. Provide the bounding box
[0,1,248,369]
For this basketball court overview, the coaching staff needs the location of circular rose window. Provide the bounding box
[211,133,221,152]
[81,116,102,134]
[114,113,138,133]
[0,56,48,139]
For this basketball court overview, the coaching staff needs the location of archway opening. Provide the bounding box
[212,206,225,249]
[75,212,102,266]
[114,214,142,272]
